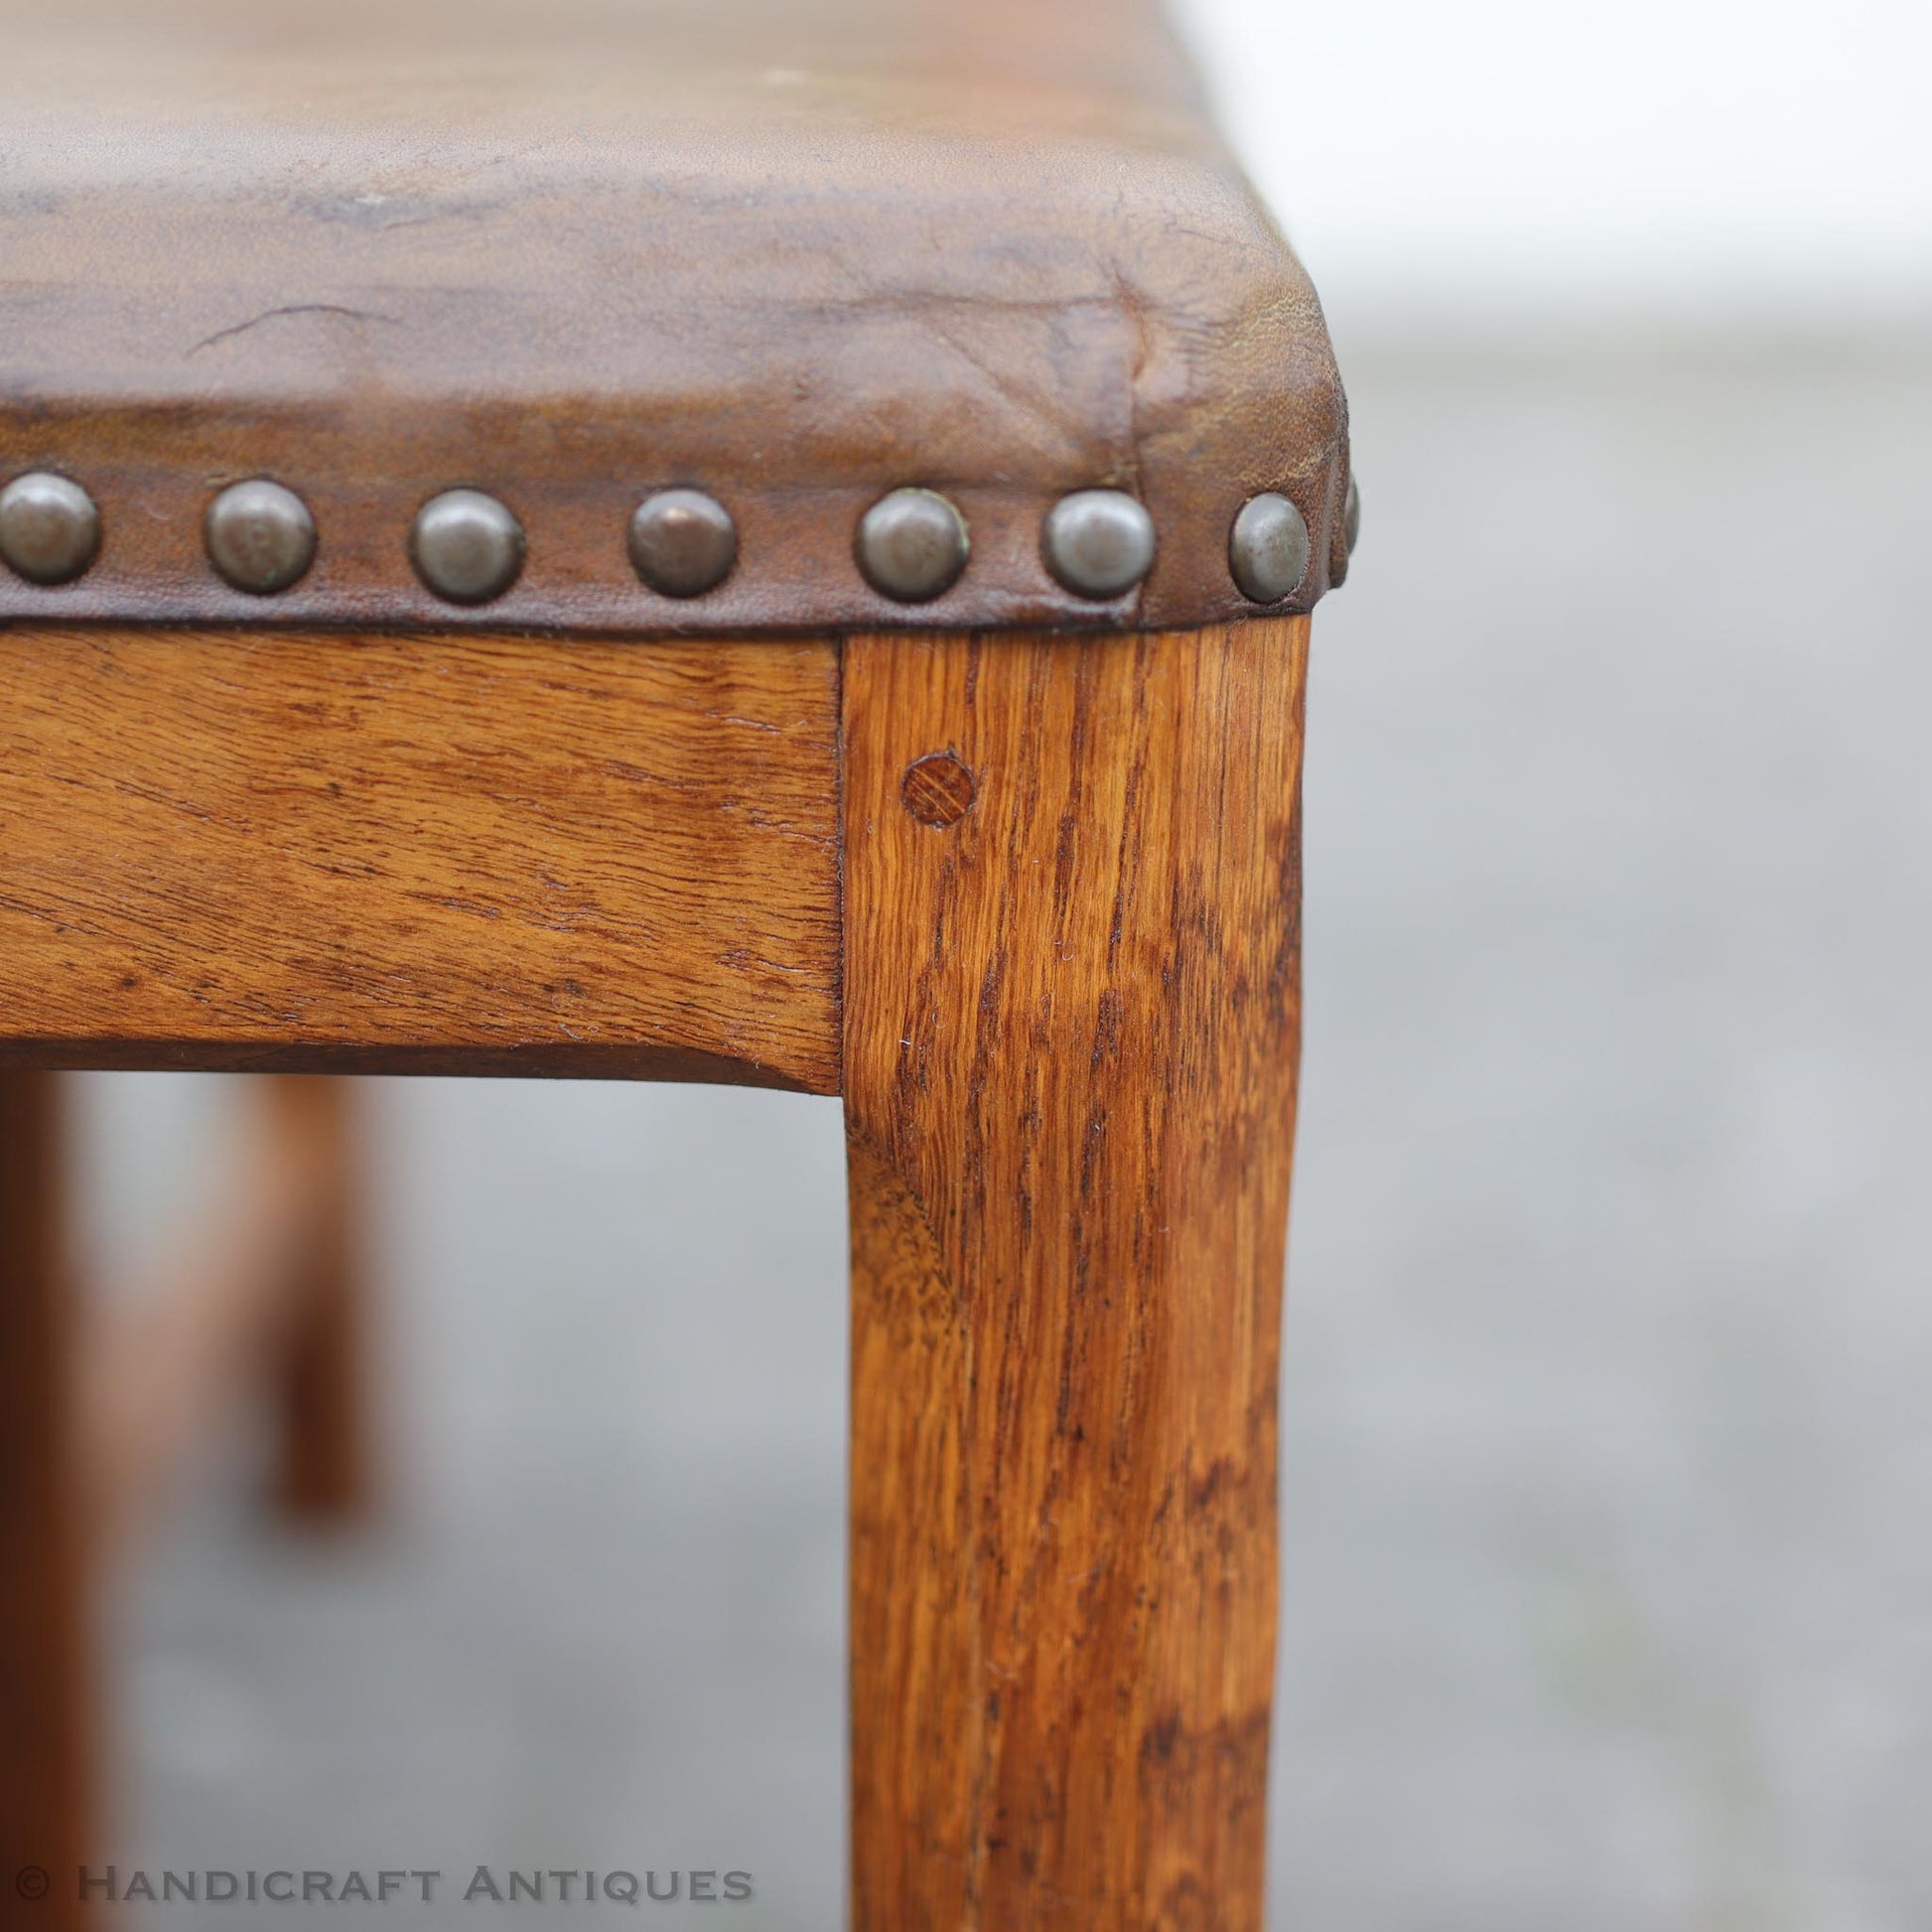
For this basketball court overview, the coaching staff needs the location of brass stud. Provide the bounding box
[206,479,317,595]
[1229,492,1311,606]
[410,489,524,605]
[0,472,100,586]
[1042,489,1155,601]
[629,489,738,599]
[858,488,970,604]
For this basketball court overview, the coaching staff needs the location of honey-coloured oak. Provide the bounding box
[843,619,1310,1932]
[0,629,841,1092]
[2,613,1314,1932]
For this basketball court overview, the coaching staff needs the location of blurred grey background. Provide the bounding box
[75,1,1932,1926]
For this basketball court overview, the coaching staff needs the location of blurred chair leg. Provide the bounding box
[0,1072,90,1932]
[267,1077,373,1523]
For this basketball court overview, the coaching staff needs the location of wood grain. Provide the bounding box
[0,1073,89,1932]
[844,620,1310,1932]
[0,629,841,1091]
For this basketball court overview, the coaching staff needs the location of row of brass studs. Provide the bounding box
[0,473,1337,609]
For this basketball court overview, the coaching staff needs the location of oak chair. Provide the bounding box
[0,1,1355,1926]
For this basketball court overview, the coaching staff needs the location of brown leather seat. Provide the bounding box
[0,0,1349,636]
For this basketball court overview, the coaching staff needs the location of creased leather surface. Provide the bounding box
[0,0,1350,634]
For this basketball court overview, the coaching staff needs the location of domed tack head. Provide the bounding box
[1042,489,1156,601]
[410,489,525,605]
[1344,476,1362,556]
[0,472,100,586]
[857,487,970,604]
[1229,492,1311,607]
[629,488,738,599]
[205,479,317,595]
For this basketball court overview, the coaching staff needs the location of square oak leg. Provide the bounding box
[0,1073,89,1932]
[844,621,1309,1932]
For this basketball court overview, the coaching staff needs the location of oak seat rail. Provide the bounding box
[1,616,1310,1932]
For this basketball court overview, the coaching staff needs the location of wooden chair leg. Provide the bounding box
[267,1078,372,1523]
[0,1072,90,1932]
[843,621,1310,1932]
